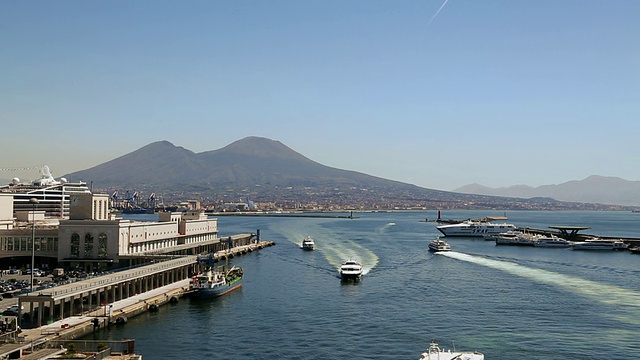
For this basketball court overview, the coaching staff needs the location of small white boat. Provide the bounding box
[533,235,571,247]
[428,237,451,252]
[339,259,363,281]
[571,238,628,250]
[301,236,315,250]
[418,341,484,360]
[494,231,538,246]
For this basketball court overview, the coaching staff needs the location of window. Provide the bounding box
[71,233,80,258]
[98,233,108,258]
[85,233,94,258]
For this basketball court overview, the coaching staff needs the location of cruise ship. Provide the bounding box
[1,165,90,219]
[437,220,517,237]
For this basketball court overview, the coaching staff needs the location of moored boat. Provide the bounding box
[339,259,363,281]
[188,253,243,298]
[533,235,571,247]
[428,237,451,252]
[570,238,628,251]
[418,341,484,360]
[437,221,517,237]
[188,265,243,298]
[301,236,315,250]
[493,230,538,246]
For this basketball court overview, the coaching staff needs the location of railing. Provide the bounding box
[24,256,196,298]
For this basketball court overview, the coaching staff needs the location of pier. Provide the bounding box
[0,239,275,359]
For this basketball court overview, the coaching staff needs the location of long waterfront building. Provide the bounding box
[0,190,221,272]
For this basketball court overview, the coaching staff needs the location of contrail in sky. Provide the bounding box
[427,0,451,26]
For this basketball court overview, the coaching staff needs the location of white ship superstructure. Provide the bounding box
[0,165,90,219]
[437,220,517,237]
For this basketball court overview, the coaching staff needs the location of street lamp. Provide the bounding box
[29,197,39,292]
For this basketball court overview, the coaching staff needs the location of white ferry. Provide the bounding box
[533,235,571,247]
[301,236,315,250]
[437,221,517,237]
[493,230,538,246]
[339,259,363,281]
[428,237,451,252]
[571,238,628,251]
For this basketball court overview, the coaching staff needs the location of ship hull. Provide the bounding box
[189,280,243,299]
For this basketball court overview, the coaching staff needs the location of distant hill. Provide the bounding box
[63,137,631,210]
[455,176,640,206]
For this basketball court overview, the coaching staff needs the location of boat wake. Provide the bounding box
[323,239,378,276]
[273,221,379,276]
[440,251,640,323]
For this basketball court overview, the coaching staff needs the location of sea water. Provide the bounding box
[89,210,640,359]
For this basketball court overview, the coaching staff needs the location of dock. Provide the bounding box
[0,240,275,359]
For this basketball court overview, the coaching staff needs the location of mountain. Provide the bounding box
[64,137,448,204]
[63,137,631,210]
[67,137,412,190]
[455,176,640,206]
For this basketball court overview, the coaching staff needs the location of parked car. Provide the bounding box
[2,304,23,316]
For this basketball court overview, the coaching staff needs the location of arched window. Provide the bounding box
[98,233,108,258]
[84,233,94,258]
[71,233,80,258]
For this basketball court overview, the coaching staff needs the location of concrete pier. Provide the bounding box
[0,240,275,359]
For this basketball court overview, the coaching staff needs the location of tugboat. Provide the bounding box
[339,259,363,282]
[301,236,315,251]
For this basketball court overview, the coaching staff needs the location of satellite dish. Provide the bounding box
[60,177,68,184]
[11,178,20,185]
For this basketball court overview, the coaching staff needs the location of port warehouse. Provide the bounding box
[0,189,261,330]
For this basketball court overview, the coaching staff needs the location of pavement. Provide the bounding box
[20,278,190,342]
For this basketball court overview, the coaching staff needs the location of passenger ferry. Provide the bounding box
[428,237,451,252]
[339,259,363,281]
[570,238,628,251]
[301,236,315,250]
[533,235,571,247]
[437,220,517,237]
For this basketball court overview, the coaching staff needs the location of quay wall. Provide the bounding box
[28,240,276,343]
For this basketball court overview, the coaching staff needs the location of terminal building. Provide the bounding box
[0,169,222,272]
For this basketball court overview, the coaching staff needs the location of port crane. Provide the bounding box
[109,190,157,212]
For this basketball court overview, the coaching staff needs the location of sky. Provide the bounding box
[1,1,639,191]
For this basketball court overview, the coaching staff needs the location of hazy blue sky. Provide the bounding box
[1,1,638,191]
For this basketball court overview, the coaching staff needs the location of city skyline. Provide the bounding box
[2,1,638,191]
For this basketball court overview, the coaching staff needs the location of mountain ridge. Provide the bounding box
[62,137,636,210]
[454,175,640,206]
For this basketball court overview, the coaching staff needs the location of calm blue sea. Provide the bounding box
[89,210,640,359]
